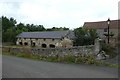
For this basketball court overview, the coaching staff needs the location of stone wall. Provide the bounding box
[16,37,73,48]
[2,45,97,57]
[31,45,95,56]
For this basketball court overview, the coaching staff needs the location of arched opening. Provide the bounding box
[42,44,47,48]
[32,42,36,47]
[49,44,55,48]
[24,42,28,46]
[19,42,22,45]
[30,40,36,47]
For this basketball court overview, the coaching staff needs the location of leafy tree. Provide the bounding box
[73,27,98,46]
[88,28,98,44]
[2,16,17,42]
[48,27,69,31]
[16,23,25,30]
[1,16,70,43]
[37,25,46,31]
[2,16,16,32]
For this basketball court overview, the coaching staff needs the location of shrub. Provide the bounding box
[16,53,32,58]
[57,56,65,62]
[63,54,76,63]
[85,55,96,64]
[31,54,41,60]
[101,42,117,58]
[75,57,83,63]
[47,56,58,62]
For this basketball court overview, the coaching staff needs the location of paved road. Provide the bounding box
[2,55,118,78]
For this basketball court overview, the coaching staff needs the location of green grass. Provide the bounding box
[2,52,119,68]
[100,62,120,68]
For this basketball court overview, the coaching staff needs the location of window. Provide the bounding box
[52,39,55,41]
[24,42,28,46]
[42,44,47,48]
[49,44,55,48]
[43,39,46,41]
[32,43,35,47]
[19,42,22,45]
[104,28,107,32]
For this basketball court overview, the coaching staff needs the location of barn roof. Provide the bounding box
[83,20,119,29]
[16,31,75,39]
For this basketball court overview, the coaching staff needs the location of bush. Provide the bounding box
[101,42,117,58]
[63,54,76,63]
[47,56,58,62]
[57,56,64,62]
[85,55,96,64]
[16,53,32,58]
[75,54,97,64]
[3,51,101,66]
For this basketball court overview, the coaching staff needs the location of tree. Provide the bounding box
[2,16,17,42]
[16,22,28,35]
[2,16,16,32]
[1,16,70,43]
[88,28,98,44]
[16,23,25,30]
[73,27,98,46]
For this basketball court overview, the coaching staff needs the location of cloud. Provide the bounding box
[0,0,119,29]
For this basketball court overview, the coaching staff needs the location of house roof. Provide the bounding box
[16,31,75,39]
[83,20,119,29]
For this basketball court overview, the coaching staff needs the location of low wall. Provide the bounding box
[2,45,96,57]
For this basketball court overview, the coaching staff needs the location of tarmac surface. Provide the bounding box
[2,55,118,78]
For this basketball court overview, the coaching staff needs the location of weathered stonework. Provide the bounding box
[16,31,75,48]
[3,45,96,57]
[16,37,73,48]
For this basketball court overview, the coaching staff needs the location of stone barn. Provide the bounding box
[16,31,75,48]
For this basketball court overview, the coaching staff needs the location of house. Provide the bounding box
[83,19,119,46]
[16,31,75,48]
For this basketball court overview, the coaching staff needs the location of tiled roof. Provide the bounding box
[83,20,119,29]
[16,31,75,39]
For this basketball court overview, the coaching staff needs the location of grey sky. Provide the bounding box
[0,0,119,29]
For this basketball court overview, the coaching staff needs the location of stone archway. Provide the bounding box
[19,42,22,45]
[42,43,47,48]
[49,44,55,48]
[32,42,36,47]
[24,42,28,46]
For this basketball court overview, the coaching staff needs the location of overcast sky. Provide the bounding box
[0,0,119,29]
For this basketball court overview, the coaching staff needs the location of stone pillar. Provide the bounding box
[16,41,19,45]
[94,38,101,55]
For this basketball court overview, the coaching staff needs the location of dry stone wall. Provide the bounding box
[2,45,97,57]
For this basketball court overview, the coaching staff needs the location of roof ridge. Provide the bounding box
[84,19,119,23]
[22,30,69,33]
[16,30,73,39]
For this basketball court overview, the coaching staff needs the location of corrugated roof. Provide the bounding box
[16,31,74,39]
[83,20,119,29]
